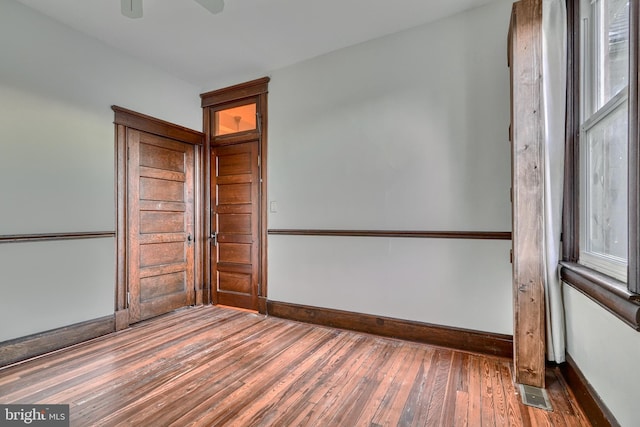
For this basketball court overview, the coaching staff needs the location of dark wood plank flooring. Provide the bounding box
[0,306,590,426]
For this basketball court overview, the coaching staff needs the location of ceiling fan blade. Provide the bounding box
[121,0,143,19]
[194,0,225,15]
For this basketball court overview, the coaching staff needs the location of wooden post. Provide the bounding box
[509,0,546,388]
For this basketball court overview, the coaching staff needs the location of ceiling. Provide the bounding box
[16,0,496,90]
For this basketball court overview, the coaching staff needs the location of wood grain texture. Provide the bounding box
[0,306,590,426]
[202,107,213,306]
[112,106,203,145]
[0,316,114,368]
[114,309,129,332]
[200,77,270,107]
[268,229,512,240]
[563,0,580,263]
[115,124,128,315]
[259,92,269,313]
[509,0,546,388]
[115,108,204,330]
[128,130,196,323]
[267,301,514,358]
[211,142,260,310]
[193,137,204,306]
[202,78,269,313]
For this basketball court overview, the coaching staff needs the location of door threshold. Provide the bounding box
[215,304,259,314]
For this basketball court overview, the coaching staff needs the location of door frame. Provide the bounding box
[113,106,205,330]
[201,77,270,313]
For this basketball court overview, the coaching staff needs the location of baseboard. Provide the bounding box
[0,315,115,368]
[266,300,513,358]
[558,354,620,427]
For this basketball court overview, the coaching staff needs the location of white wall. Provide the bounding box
[0,1,201,342]
[564,285,640,427]
[268,0,514,334]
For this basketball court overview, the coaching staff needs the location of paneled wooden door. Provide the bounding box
[211,141,260,310]
[127,129,196,323]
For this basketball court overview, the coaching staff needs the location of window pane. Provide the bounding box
[594,0,629,109]
[585,102,628,260]
[214,104,256,136]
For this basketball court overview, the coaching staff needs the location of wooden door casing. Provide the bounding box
[211,141,260,310]
[127,130,196,322]
[201,78,269,312]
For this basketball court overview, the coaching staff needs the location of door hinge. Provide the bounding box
[258,283,261,295]
[127,291,131,306]
[510,249,513,264]
[256,112,262,135]
[257,155,261,167]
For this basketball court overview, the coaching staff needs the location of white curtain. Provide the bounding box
[542,0,567,363]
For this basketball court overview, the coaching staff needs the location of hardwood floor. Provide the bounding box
[0,306,590,426]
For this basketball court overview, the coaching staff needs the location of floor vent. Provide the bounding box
[519,384,553,411]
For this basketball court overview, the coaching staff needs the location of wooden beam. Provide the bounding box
[509,0,546,388]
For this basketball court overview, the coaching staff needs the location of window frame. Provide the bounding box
[579,0,630,282]
[579,92,628,282]
[562,0,640,329]
[213,101,258,137]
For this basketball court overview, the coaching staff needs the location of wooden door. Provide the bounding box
[127,130,196,322]
[211,141,260,310]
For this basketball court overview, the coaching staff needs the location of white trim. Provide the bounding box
[579,0,630,284]
[581,87,628,132]
[579,99,628,283]
[579,251,628,282]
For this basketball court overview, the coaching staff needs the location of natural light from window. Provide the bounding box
[580,0,629,281]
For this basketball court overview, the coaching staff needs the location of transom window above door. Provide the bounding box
[214,103,257,136]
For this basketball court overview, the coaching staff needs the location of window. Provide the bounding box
[214,103,257,136]
[579,0,630,282]
[563,0,640,327]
